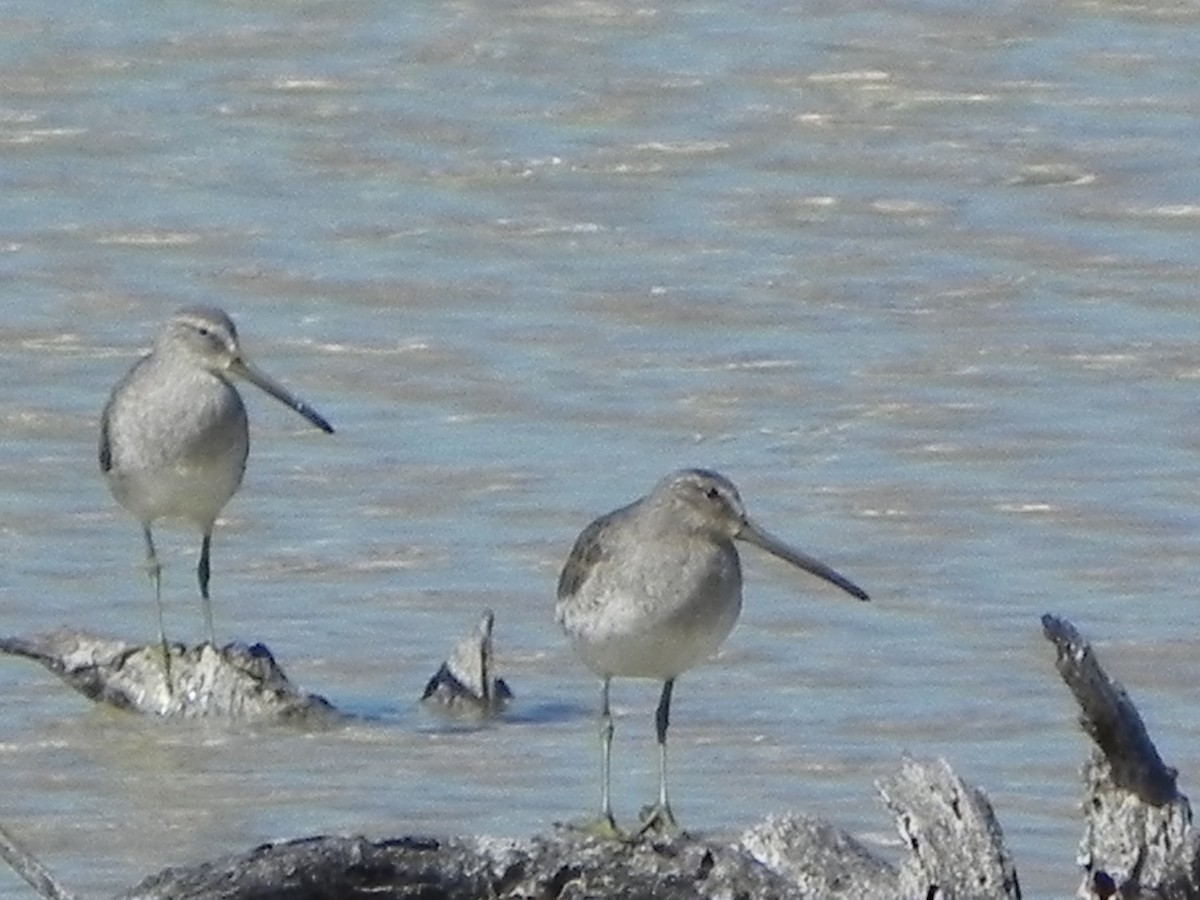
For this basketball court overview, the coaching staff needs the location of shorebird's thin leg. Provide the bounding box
[142,524,172,683]
[571,676,625,838]
[598,676,617,830]
[638,677,679,836]
[198,528,216,647]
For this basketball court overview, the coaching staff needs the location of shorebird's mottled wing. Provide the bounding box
[99,364,130,474]
[557,509,626,601]
[98,354,153,475]
[98,414,112,473]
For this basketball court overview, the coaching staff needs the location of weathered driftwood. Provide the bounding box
[117,799,949,900]
[117,830,810,900]
[0,756,996,900]
[739,814,899,899]
[878,757,1020,899]
[108,756,1019,900]
[0,629,340,724]
[420,609,513,716]
[0,823,75,900]
[1041,614,1200,899]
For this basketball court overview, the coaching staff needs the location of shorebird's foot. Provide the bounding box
[568,812,628,841]
[158,641,175,697]
[635,802,680,837]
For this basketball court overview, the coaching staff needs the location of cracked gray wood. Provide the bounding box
[878,757,1020,900]
[0,628,340,723]
[0,758,1003,900]
[1042,614,1200,899]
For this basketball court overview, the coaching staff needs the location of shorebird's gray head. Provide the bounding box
[157,306,334,434]
[657,468,748,539]
[158,306,241,372]
[658,468,869,602]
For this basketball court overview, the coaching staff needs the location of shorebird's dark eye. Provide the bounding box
[705,487,720,501]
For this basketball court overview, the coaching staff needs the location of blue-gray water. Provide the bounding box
[4,0,1200,896]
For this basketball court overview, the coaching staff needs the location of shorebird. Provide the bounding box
[556,468,868,837]
[99,306,334,664]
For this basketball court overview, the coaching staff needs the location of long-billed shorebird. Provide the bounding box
[99,306,334,664]
[556,468,868,837]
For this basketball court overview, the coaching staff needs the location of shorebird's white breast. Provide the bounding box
[103,361,249,527]
[557,534,743,681]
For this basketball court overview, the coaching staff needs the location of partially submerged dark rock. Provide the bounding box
[0,628,341,724]
[421,609,513,716]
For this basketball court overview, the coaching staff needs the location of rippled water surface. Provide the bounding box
[5,0,1200,896]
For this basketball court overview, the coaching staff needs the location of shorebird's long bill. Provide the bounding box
[738,519,869,601]
[232,359,335,434]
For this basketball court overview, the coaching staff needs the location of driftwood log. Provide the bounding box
[0,614,1196,899]
[1041,614,1199,899]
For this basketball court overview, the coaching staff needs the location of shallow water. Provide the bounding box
[4,0,1200,895]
